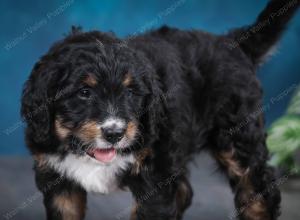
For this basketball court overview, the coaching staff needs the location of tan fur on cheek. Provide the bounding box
[55,119,71,140]
[53,193,86,220]
[126,121,138,140]
[76,121,100,142]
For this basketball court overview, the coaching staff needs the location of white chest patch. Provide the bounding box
[45,154,134,194]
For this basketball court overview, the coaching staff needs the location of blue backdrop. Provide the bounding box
[1,0,300,154]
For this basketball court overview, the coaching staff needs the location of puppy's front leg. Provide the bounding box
[127,171,179,220]
[130,183,177,220]
[34,161,87,220]
[44,190,86,220]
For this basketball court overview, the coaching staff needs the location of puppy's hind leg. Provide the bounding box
[210,122,281,220]
[175,176,193,220]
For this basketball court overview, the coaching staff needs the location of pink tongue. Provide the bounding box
[93,148,116,163]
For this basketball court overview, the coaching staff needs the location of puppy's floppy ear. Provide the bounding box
[142,73,165,142]
[21,61,56,148]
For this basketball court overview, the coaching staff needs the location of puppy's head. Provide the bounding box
[21,29,162,163]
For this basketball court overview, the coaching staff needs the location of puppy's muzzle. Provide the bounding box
[100,117,126,144]
[101,126,125,144]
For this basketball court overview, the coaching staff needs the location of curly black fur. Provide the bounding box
[21,1,299,219]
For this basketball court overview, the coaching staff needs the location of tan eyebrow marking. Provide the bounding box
[83,74,97,86]
[123,73,132,86]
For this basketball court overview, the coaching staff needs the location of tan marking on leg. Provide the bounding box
[126,121,138,140]
[83,74,97,87]
[216,149,269,219]
[33,153,47,170]
[55,119,71,140]
[244,200,269,220]
[216,149,246,177]
[123,73,132,87]
[239,188,270,220]
[53,192,86,220]
[130,203,138,220]
[258,115,264,129]
[76,121,100,142]
[176,181,188,210]
[132,148,152,175]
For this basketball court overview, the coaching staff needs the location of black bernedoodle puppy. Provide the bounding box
[21,0,300,219]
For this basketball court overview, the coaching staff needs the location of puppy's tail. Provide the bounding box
[230,0,300,65]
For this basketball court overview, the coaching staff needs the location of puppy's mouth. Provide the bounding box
[87,147,116,163]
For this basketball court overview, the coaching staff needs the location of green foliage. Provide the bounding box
[267,87,300,171]
[287,86,300,115]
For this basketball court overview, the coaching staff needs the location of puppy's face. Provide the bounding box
[55,71,140,163]
[22,31,156,163]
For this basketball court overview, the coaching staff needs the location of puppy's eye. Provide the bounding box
[127,88,134,97]
[127,88,133,94]
[78,88,92,99]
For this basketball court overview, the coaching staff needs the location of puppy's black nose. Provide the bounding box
[102,127,125,144]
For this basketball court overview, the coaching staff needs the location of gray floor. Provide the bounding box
[0,153,299,220]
